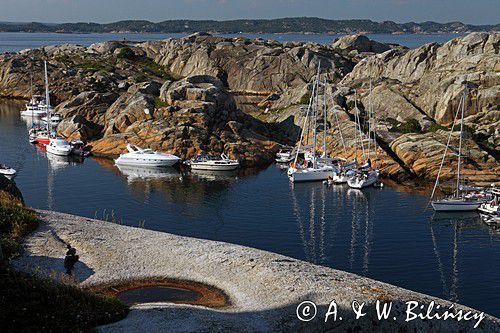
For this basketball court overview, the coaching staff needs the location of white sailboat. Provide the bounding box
[430,82,483,212]
[289,64,336,183]
[347,81,380,189]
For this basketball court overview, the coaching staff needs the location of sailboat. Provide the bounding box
[38,61,72,156]
[430,82,483,212]
[288,65,336,183]
[347,80,380,189]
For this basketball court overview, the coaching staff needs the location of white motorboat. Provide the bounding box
[478,188,499,215]
[430,82,482,212]
[347,169,379,189]
[332,168,356,184]
[46,137,72,156]
[0,164,17,179]
[20,95,47,117]
[41,113,62,126]
[189,154,239,171]
[275,149,294,163]
[115,144,180,167]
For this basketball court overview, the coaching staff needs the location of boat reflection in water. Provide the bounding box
[116,164,179,183]
[190,169,239,181]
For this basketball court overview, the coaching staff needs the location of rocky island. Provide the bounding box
[0,32,498,184]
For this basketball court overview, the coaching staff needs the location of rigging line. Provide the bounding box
[293,76,317,167]
[427,91,464,208]
[328,91,348,157]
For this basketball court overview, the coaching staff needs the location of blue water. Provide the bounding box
[1,100,498,316]
[0,31,464,53]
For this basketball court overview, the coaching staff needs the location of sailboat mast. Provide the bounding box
[44,61,52,134]
[313,63,320,168]
[354,90,358,162]
[367,79,372,160]
[456,87,467,197]
[323,79,327,157]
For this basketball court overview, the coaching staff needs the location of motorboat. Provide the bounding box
[29,126,50,144]
[289,165,335,182]
[70,140,90,157]
[430,82,483,212]
[478,188,499,215]
[0,164,17,179]
[20,95,47,117]
[115,144,180,167]
[347,169,379,189]
[331,160,357,184]
[275,149,294,163]
[46,137,72,156]
[41,113,62,126]
[188,154,239,171]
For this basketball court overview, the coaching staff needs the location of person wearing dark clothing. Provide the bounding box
[64,244,79,275]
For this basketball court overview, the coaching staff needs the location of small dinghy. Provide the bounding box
[0,164,17,179]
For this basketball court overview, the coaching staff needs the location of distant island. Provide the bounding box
[0,17,498,34]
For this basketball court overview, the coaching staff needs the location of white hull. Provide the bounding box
[347,171,379,189]
[46,146,72,156]
[21,110,46,117]
[115,158,179,167]
[289,168,333,183]
[190,163,239,171]
[431,200,481,212]
[478,204,499,215]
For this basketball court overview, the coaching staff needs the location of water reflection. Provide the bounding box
[116,165,179,182]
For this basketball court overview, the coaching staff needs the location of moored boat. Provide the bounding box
[188,154,239,171]
[46,137,72,156]
[0,164,17,179]
[115,144,180,167]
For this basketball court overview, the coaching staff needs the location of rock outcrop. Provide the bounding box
[90,75,290,166]
[0,175,24,205]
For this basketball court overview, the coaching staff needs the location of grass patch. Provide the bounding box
[137,57,180,81]
[0,268,129,331]
[0,203,38,260]
[397,118,422,134]
[116,47,136,60]
[155,97,169,108]
[427,122,448,133]
[299,91,311,105]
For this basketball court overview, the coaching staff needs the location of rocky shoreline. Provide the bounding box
[0,32,498,184]
[12,209,500,332]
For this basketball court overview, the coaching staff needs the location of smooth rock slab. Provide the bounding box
[13,210,500,332]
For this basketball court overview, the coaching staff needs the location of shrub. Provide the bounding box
[299,91,312,105]
[0,268,129,331]
[427,122,447,133]
[397,118,422,134]
[116,47,136,60]
[0,203,38,260]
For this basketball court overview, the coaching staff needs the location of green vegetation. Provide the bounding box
[0,203,38,260]
[397,118,422,134]
[0,202,129,331]
[137,57,180,81]
[155,97,169,109]
[0,268,129,331]
[74,58,110,72]
[299,91,311,105]
[427,122,448,133]
[116,47,136,60]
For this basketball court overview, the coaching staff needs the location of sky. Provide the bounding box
[0,0,498,25]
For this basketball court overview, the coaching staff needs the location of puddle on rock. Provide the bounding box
[117,286,201,305]
[93,278,230,308]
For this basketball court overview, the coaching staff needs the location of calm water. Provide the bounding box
[1,100,498,316]
[0,32,465,53]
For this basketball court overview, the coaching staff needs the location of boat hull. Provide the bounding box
[190,163,239,171]
[46,147,72,156]
[347,171,379,189]
[431,200,481,212]
[115,158,179,167]
[289,169,333,183]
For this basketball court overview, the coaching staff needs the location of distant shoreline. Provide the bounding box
[0,17,498,35]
